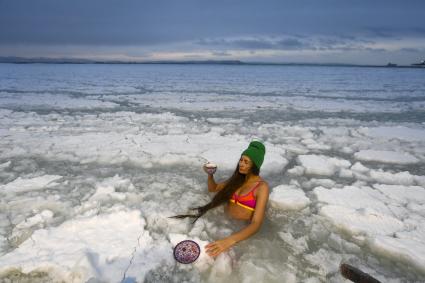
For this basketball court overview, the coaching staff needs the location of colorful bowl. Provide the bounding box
[173,240,201,264]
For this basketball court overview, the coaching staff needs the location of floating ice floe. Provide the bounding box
[15,210,54,229]
[0,175,62,194]
[0,161,11,170]
[313,185,425,274]
[370,235,425,274]
[0,110,288,176]
[372,184,425,205]
[0,93,119,110]
[369,169,425,186]
[269,185,311,211]
[88,175,133,202]
[301,178,336,190]
[297,155,351,176]
[348,162,425,186]
[0,210,173,283]
[359,126,425,141]
[354,150,419,164]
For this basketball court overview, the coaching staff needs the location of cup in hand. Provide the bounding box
[204,162,217,175]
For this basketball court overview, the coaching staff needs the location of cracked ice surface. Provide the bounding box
[0,64,425,282]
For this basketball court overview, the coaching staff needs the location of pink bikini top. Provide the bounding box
[229,181,261,212]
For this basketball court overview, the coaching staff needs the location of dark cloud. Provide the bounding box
[399,48,421,53]
[196,35,389,53]
[275,39,308,50]
[211,51,231,57]
[1,0,424,65]
[1,0,424,46]
[198,37,313,51]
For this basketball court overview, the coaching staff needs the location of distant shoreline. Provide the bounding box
[0,57,424,69]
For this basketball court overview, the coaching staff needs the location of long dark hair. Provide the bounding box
[170,161,260,224]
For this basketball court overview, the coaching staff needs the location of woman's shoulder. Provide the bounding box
[256,179,269,193]
[258,177,269,186]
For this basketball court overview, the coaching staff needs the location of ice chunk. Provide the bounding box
[370,236,425,274]
[0,175,62,194]
[320,205,404,236]
[304,248,343,277]
[370,170,416,186]
[359,126,425,141]
[297,155,351,176]
[88,175,132,202]
[0,210,152,283]
[354,150,419,164]
[287,166,305,176]
[238,261,296,283]
[269,185,310,211]
[301,138,331,150]
[373,184,425,205]
[302,178,336,190]
[338,168,354,179]
[351,162,370,173]
[314,186,391,215]
[0,161,11,170]
[314,184,425,273]
[207,251,234,282]
[277,232,308,254]
[15,210,54,229]
[0,235,6,255]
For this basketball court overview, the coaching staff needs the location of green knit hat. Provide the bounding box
[242,141,266,170]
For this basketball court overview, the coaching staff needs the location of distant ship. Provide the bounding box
[386,62,397,67]
[412,60,425,67]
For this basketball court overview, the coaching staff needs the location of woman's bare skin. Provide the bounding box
[204,155,269,257]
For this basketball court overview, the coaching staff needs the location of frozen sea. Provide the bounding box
[0,63,424,283]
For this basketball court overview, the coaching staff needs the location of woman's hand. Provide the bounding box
[205,238,236,257]
[203,162,217,175]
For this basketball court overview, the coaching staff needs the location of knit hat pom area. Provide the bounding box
[242,141,266,170]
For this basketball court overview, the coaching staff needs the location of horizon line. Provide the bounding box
[0,56,424,68]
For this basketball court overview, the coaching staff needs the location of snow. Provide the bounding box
[370,236,425,274]
[359,126,425,142]
[15,210,54,229]
[373,184,425,204]
[269,185,311,211]
[314,184,425,275]
[354,150,419,164]
[0,210,157,283]
[0,175,63,194]
[319,205,405,236]
[297,155,351,176]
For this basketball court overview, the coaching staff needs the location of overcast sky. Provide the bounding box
[1,0,424,64]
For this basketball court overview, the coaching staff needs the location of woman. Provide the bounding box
[172,141,269,258]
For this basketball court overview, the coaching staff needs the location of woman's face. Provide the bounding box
[238,155,253,174]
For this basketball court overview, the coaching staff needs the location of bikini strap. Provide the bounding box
[251,181,262,194]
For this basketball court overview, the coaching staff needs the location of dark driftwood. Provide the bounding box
[340,263,381,283]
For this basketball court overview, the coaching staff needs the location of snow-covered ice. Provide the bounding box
[354,150,419,164]
[0,63,424,282]
[0,210,160,282]
[269,185,311,211]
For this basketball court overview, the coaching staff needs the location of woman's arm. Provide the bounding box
[207,174,218,192]
[205,164,227,192]
[205,182,269,257]
[208,175,227,192]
